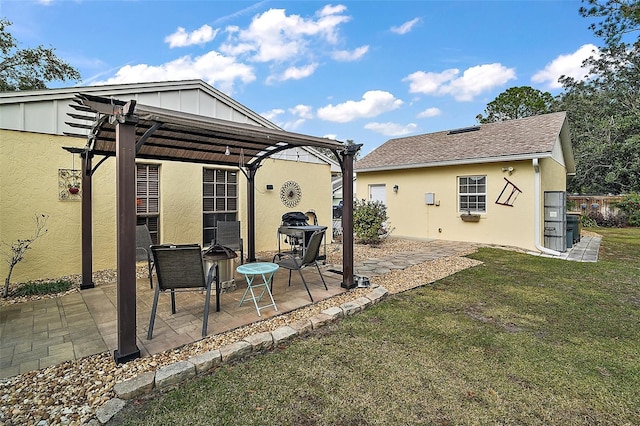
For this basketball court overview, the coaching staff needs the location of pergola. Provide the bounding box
[64,93,359,363]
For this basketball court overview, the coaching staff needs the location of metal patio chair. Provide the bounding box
[147,244,215,339]
[215,221,244,264]
[273,229,328,302]
[136,224,155,289]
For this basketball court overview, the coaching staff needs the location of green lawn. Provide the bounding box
[110,228,640,425]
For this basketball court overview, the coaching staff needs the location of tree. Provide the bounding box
[555,1,640,194]
[579,0,640,46]
[0,18,80,91]
[476,86,555,123]
[2,214,48,297]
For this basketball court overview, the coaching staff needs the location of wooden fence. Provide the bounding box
[567,195,623,216]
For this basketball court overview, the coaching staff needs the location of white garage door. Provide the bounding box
[369,184,386,205]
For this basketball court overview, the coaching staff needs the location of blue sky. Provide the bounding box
[3,1,601,155]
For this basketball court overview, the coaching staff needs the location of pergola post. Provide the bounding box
[340,144,361,289]
[80,152,94,289]
[114,117,141,363]
[245,164,260,262]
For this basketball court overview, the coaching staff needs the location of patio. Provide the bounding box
[0,259,345,379]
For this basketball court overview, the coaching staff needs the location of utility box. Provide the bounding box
[425,192,435,205]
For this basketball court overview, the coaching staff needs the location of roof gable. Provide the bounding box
[0,79,276,135]
[356,112,572,172]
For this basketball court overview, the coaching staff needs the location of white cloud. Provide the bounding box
[289,104,314,119]
[261,108,285,121]
[332,45,369,61]
[91,51,255,95]
[403,69,459,95]
[364,122,418,136]
[317,90,403,123]
[95,4,355,91]
[165,25,218,48]
[323,133,338,140]
[281,118,306,131]
[403,63,516,101]
[280,63,319,81]
[417,107,441,118]
[531,44,599,89]
[220,6,351,63]
[391,17,420,35]
[318,4,347,17]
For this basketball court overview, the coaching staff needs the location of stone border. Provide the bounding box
[93,285,389,424]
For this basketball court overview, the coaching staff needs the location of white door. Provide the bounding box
[369,184,386,205]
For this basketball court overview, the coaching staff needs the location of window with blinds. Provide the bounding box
[136,164,160,244]
[203,168,238,244]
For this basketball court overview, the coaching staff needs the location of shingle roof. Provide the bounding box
[355,111,568,171]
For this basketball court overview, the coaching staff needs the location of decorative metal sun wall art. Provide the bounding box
[280,180,302,208]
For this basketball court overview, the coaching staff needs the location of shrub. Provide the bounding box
[353,199,389,245]
[586,211,628,228]
[12,279,73,297]
[612,193,640,227]
[2,213,49,297]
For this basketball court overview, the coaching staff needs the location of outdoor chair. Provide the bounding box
[215,221,244,264]
[147,244,216,340]
[273,229,328,302]
[136,224,155,288]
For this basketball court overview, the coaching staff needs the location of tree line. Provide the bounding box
[477,0,639,195]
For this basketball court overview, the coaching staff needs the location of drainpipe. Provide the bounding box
[533,158,562,256]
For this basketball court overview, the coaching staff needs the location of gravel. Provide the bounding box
[0,238,482,425]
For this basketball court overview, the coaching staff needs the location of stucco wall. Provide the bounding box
[253,157,332,251]
[355,160,543,250]
[1,130,332,283]
[1,130,87,283]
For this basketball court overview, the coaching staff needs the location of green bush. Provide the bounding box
[352,199,389,245]
[613,193,640,227]
[12,280,73,297]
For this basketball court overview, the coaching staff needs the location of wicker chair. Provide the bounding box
[135,225,155,289]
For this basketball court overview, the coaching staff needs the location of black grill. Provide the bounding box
[281,211,309,227]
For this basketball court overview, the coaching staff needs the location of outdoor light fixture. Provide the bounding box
[225,146,230,155]
[501,166,514,175]
[393,185,399,193]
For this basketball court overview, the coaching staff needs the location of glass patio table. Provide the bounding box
[236,262,279,316]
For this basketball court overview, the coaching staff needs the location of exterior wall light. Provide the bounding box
[393,185,399,193]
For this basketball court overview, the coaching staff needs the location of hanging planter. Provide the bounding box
[66,152,81,195]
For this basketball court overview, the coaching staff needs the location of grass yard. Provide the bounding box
[110,228,640,425]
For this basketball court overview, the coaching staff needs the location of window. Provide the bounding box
[203,168,238,244]
[458,175,486,213]
[136,164,160,244]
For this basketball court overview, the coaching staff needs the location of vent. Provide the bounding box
[447,126,481,135]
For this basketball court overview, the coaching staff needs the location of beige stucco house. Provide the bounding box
[0,80,341,284]
[355,112,575,253]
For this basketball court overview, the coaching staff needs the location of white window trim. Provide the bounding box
[458,175,487,214]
